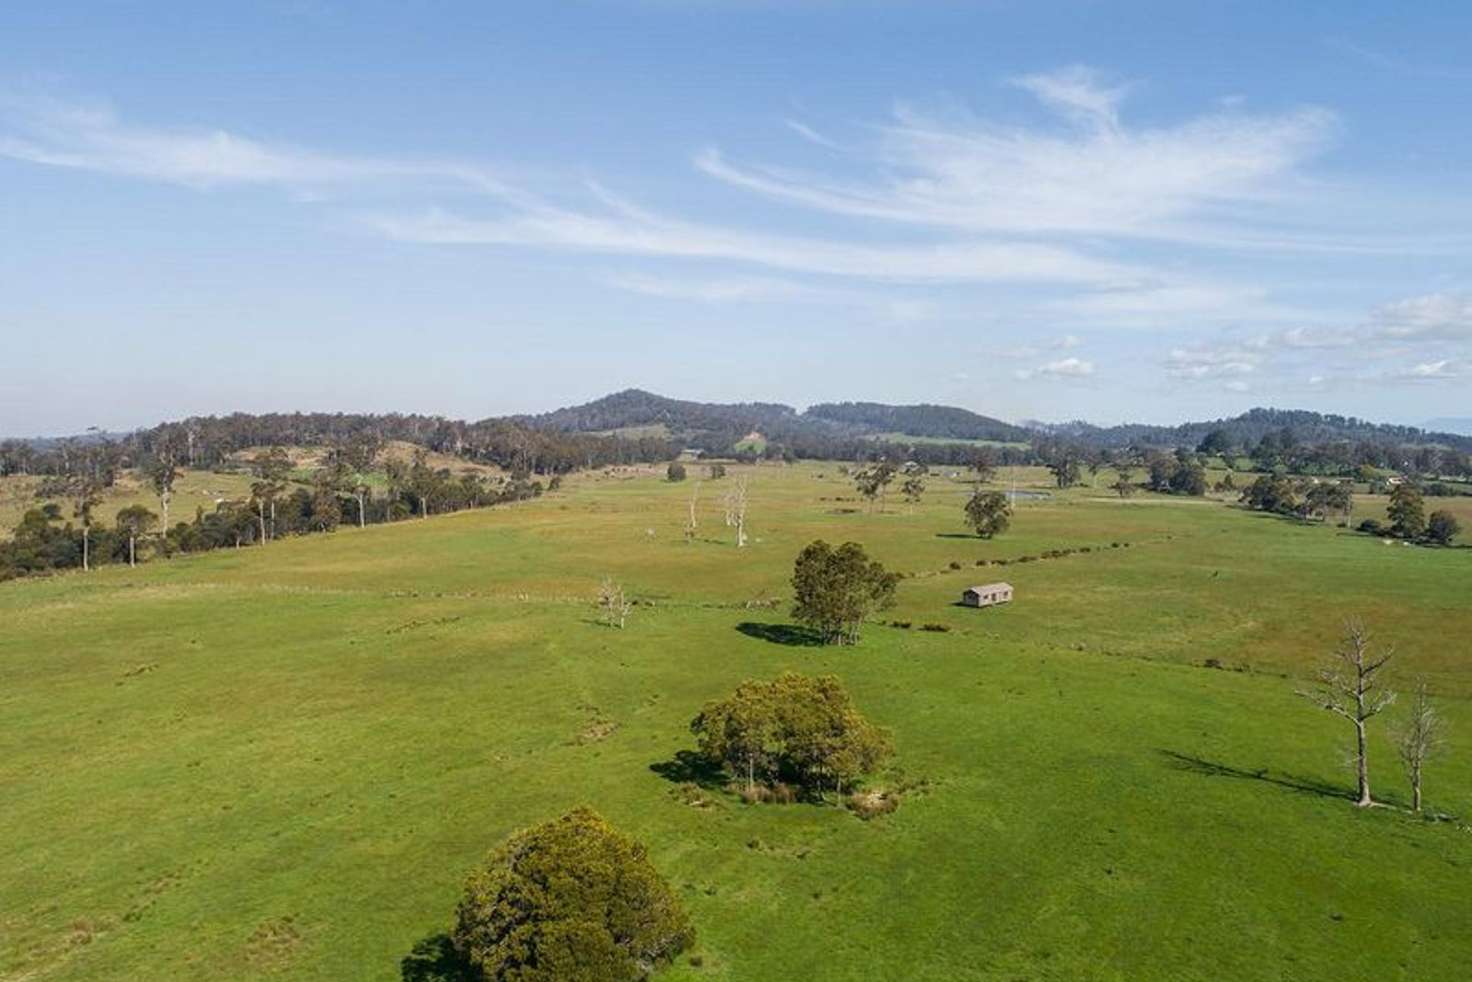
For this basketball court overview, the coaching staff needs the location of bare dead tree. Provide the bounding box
[597,576,631,629]
[685,481,701,544]
[721,487,737,527]
[1394,678,1446,814]
[732,477,749,548]
[1296,620,1396,807]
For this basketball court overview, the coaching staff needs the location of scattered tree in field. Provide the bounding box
[706,462,726,480]
[1300,480,1354,524]
[1426,509,1460,546]
[971,447,997,487]
[146,449,178,536]
[451,807,693,982]
[854,461,897,513]
[1240,474,1299,516]
[68,475,103,571]
[728,477,749,547]
[1112,465,1137,498]
[250,446,292,541]
[1045,449,1082,489]
[597,576,632,629]
[790,540,898,644]
[964,490,1011,539]
[666,462,687,482]
[1387,483,1426,539]
[1394,678,1446,814]
[115,504,157,567]
[309,472,342,531]
[684,482,700,543]
[900,475,926,514]
[409,449,435,518]
[1296,620,1395,807]
[690,672,892,794]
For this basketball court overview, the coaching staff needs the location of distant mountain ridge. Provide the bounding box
[509,390,1472,454]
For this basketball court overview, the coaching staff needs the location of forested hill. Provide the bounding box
[1042,408,1472,453]
[512,389,802,436]
[805,402,1031,443]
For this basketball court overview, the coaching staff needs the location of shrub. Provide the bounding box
[666,462,687,482]
[919,623,950,633]
[452,807,693,981]
[1357,518,1385,536]
[948,560,962,570]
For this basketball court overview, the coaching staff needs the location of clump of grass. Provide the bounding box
[889,620,912,629]
[739,782,798,805]
[919,623,950,633]
[846,789,900,820]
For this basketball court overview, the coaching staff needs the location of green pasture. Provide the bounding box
[2,461,1470,980]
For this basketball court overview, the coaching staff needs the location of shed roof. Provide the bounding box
[966,582,1013,593]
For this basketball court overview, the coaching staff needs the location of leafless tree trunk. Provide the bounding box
[597,576,631,629]
[159,489,171,535]
[1296,619,1396,807]
[257,501,268,546]
[82,526,90,572]
[128,533,136,567]
[733,477,749,548]
[1394,678,1445,813]
[685,482,700,543]
[356,489,367,528]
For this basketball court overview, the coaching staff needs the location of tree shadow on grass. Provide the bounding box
[649,749,728,790]
[400,933,474,982]
[1157,750,1352,801]
[736,622,824,647]
[935,532,981,539]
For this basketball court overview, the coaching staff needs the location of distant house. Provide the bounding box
[962,582,1013,608]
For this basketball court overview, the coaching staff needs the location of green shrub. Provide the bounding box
[452,807,694,981]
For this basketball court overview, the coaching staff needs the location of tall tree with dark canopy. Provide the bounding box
[790,540,898,644]
[115,504,157,568]
[451,807,693,981]
[1387,483,1426,539]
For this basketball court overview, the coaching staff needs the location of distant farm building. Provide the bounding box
[962,582,1013,608]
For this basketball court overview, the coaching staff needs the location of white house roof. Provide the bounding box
[967,582,1013,593]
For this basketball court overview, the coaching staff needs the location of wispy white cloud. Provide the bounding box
[600,271,825,303]
[0,94,507,194]
[697,67,1338,246]
[1016,356,1095,380]
[1370,291,1472,341]
[1389,358,1469,381]
[369,204,1141,284]
[1164,344,1261,379]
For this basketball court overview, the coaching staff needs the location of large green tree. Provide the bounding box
[1387,483,1426,539]
[964,490,1011,538]
[691,672,892,794]
[452,807,693,981]
[790,540,898,644]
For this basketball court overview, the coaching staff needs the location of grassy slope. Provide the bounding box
[0,469,261,538]
[2,463,1470,980]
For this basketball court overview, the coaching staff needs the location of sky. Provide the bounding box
[3,1,1472,435]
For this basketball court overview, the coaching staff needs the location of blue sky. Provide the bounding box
[3,1,1471,435]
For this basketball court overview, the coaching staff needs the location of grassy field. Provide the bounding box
[3,461,1470,980]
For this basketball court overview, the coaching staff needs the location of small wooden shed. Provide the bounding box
[962,582,1013,608]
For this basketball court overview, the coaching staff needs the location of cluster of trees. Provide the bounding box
[1238,475,1355,523]
[790,541,898,644]
[446,807,694,981]
[691,672,893,796]
[0,446,552,581]
[1359,484,1462,545]
[1,410,672,484]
